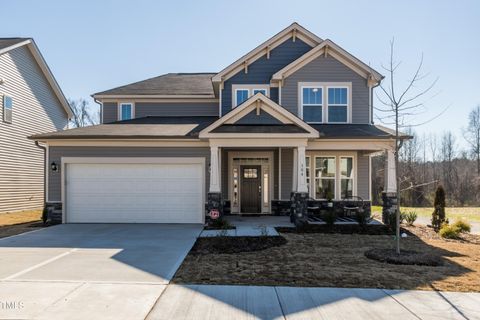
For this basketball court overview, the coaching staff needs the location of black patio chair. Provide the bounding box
[340,196,365,218]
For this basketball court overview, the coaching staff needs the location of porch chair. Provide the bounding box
[340,196,365,218]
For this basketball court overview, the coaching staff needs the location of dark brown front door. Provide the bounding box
[240,166,262,213]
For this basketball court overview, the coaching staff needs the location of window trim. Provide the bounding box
[232,84,270,108]
[306,152,357,200]
[117,102,135,121]
[339,156,355,199]
[313,155,336,200]
[298,82,352,124]
[300,86,323,124]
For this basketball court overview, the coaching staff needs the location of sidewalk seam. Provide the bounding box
[273,286,288,320]
[382,289,422,320]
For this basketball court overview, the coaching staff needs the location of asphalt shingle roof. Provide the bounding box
[93,73,216,96]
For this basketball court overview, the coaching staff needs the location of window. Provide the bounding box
[315,156,336,200]
[235,89,249,107]
[302,87,322,123]
[119,103,133,121]
[328,87,348,123]
[340,157,354,199]
[243,168,258,178]
[232,86,270,108]
[253,89,267,96]
[263,168,269,205]
[3,95,12,123]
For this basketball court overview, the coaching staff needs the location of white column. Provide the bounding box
[292,148,298,191]
[385,148,397,193]
[209,146,221,193]
[297,146,308,193]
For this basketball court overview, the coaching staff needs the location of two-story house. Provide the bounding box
[31,23,402,224]
[0,38,71,213]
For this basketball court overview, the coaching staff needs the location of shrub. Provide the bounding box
[404,211,418,226]
[452,220,471,233]
[322,209,337,226]
[355,209,370,228]
[432,185,446,230]
[439,224,460,239]
[209,217,232,230]
[388,210,404,231]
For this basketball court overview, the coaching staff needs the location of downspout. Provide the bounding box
[93,97,103,124]
[34,141,47,207]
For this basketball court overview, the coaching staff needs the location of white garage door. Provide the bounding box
[65,160,204,223]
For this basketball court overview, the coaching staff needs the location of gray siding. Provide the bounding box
[280,148,294,199]
[282,55,370,123]
[0,45,68,212]
[357,152,370,200]
[48,147,210,202]
[221,38,312,116]
[102,101,218,123]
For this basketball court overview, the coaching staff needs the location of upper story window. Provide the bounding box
[118,102,133,121]
[328,87,348,123]
[3,95,13,123]
[232,85,269,108]
[301,87,323,123]
[300,83,350,123]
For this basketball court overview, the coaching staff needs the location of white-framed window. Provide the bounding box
[301,87,323,123]
[118,102,134,121]
[3,95,12,123]
[340,156,354,198]
[327,87,348,123]
[232,85,270,108]
[314,156,336,200]
[299,83,351,123]
[305,156,311,194]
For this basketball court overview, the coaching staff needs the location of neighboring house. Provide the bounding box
[0,38,72,213]
[31,23,404,224]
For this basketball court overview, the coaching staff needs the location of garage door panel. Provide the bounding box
[65,162,204,223]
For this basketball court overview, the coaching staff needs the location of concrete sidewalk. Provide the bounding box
[1,282,478,319]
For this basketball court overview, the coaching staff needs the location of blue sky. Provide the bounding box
[2,0,479,148]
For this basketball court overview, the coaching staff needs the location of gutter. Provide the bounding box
[34,141,47,207]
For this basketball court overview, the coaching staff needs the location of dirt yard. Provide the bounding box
[173,225,480,292]
[0,209,45,238]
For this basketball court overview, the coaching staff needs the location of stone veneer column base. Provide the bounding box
[290,192,309,227]
[381,192,397,224]
[206,192,223,220]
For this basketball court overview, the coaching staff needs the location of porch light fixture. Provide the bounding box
[50,161,58,172]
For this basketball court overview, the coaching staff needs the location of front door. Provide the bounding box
[240,165,262,213]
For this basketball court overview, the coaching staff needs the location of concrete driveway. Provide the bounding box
[0,224,202,319]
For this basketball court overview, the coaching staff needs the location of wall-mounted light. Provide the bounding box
[50,161,58,172]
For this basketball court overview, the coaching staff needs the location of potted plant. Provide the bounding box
[326,190,334,208]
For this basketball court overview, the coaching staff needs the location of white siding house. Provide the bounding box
[0,38,71,213]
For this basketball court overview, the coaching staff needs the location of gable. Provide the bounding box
[200,93,318,138]
[221,38,312,116]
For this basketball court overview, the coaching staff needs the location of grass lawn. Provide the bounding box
[0,209,44,238]
[372,206,480,223]
[173,226,480,292]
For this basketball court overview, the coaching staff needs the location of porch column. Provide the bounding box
[382,148,397,224]
[296,146,308,193]
[384,148,396,193]
[209,146,221,193]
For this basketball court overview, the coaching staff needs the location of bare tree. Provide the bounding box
[375,39,440,254]
[440,131,457,199]
[463,105,480,174]
[69,98,99,128]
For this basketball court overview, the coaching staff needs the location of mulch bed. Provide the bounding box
[0,221,45,239]
[276,224,394,235]
[190,236,287,254]
[365,248,444,266]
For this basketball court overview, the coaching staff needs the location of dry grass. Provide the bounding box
[0,209,43,226]
[0,209,44,239]
[372,206,480,223]
[173,226,480,292]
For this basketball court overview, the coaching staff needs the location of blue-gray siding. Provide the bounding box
[234,110,283,125]
[357,152,370,200]
[281,55,371,123]
[281,148,294,199]
[102,101,218,123]
[48,147,210,202]
[221,38,312,116]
